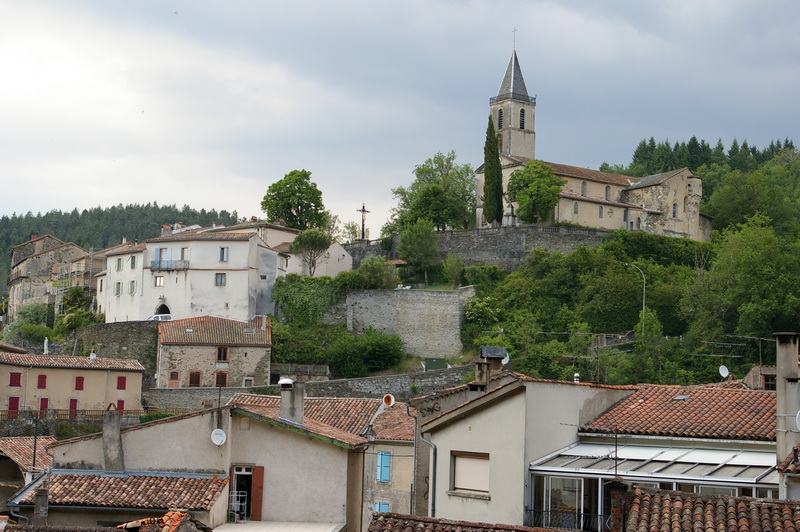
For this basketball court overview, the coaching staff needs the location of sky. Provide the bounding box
[1,1,798,239]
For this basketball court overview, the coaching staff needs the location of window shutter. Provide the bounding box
[377,452,391,482]
[37,374,47,389]
[251,466,265,521]
[75,376,84,390]
[117,376,127,390]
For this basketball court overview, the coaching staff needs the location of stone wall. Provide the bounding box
[347,287,475,358]
[344,225,608,271]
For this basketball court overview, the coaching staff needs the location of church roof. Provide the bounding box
[494,51,535,104]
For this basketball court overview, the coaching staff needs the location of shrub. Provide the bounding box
[358,256,399,289]
[19,323,55,342]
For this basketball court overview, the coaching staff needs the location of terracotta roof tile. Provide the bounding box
[582,384,775,440]
[778,445,800,473]
[543,161,639,186]
[0,342,27,353]
[158,316,271,346]
[145,232,255,243]
[0,352,144,372]
[17,472,227,511]
[625,486,800,532]
[368,512,562,532]
[117,510,190,531]
[0,437,55,471]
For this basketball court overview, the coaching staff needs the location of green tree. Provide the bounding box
[482,116,503,225]
[271,274,338,325]
[398,218,440,284]
[261,170,326,230]
[443,253,463,289]
[356,256,399,289]
[290,228,332,276]
[506,161,566,223]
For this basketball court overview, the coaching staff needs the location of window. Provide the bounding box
[114,282,123,296]
[189,371,202,387]
[116,400,125,411]
[623,210,628,222]
[580,182,587,196]
[763,375,776,390]
[9,372,21,387]
[519,109,525,129]
[672,203,678,218]
[180,247,190,260]
[545,477,581,528]
[215,372,228,387]
[129,280,136,294]
[375,502,389,513]
[573,202,579,215]
[243,377,254,387]
[598,206,604,219]
[155,276,164,287]
[219,247,229,262]
[115,257,123,271]
[215,273,227,286]
[37,374,47,389]
[168,371,180,388]
[117,376,127,390]
[130,255,137,269]
[216,346,229,362]
[8,397,20,419]
[451,451,489,493]
[605,186,611,200]
[99,279,104,292]
[377,451,392,482]
[497,109,503,129]
[636,217,641,230]
[75,376,84,390]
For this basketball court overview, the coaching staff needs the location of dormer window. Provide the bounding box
[497,109,503,129]
[519,109,525,129]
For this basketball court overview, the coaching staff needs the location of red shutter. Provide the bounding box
[75,376,84,390]
[69,398,78,419]
[251,466,264,521]
[8,397,20,419]
[117,400,125,411]
[9,372,21,387]
[39,397,48,413]
[37,374,47,389]
[117,376,127,390]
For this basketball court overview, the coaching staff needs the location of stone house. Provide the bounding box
[1,350,144,415]
[474,52,711,242]
[155,315,271,389]
[10,385,414,530]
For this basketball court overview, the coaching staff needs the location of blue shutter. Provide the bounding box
[375,502,389,513]
[377,451,391,482]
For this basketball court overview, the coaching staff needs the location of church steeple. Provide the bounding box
[490,51,536,160]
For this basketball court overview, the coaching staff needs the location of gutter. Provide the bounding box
[419,432,436,517]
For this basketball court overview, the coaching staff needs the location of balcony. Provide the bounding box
[526,510,609,532]
[151,260,189,271]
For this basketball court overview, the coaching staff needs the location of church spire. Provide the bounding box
[496,51,531,103]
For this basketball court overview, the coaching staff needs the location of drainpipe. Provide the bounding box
[418,432,436,517]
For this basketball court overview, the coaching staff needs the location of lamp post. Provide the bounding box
[626,263,646,341]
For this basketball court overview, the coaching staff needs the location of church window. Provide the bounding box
[497,109,503,129]
[598,206,604,219]
[580,182,587,196]
[497,134,502,152]
[519,109,525,129]
[573,202,579,215]
[604,186,610,200]
[672,203,678,218]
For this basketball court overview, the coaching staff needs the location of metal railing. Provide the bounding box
[526,509,610,531]
[150,260,190,271]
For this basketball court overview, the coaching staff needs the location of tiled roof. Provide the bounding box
[158,316,271,346]
[116,510,208,531]
[145,232,255,243]
[0,352,145,372]
[581,384,776,441]
[778,445,800,473]
[0,342,27,353]
[625,486,800,532]
[559,190,646,210]
[0,437,56,471]
[231,393,414,446]
[368,512,559,532]
[624,168,690,190]
[543,161,639,187]
[105,242,146,257]
[15,471,227,511]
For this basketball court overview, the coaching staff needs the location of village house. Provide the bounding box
[1,350,145,416]
[474,52,711,241]
[155,315,271,389]
[9,383,414,530]
[0,436,54,511]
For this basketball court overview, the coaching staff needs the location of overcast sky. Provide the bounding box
[1,1,797,238]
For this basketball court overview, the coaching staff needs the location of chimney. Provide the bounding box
[479,346,507,375]
[606,480,629,532]
[467,361,490,400]
[32,483,49,526]
[775,332,800,462]
[161,224,172,237]
[31,233,39,241]
[279,379,304,425]
[102,406,125,471]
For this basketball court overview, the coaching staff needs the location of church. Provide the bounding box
[475,52,712,242]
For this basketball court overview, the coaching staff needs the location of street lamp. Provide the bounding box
[626,263,646,341]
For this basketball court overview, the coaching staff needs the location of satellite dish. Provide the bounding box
[501,352,510,366]
[719,365,729,378]
[382,394,395,408]
[211,428,227,446]
[795,410,800,433]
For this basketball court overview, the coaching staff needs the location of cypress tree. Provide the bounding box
[483,116,503,225]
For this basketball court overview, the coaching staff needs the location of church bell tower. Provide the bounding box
[490,51,536,160]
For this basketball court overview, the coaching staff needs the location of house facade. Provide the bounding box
[474,53,711,242]
[155,315,271,388]
[1,351,144,415]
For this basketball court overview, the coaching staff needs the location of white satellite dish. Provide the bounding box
[501,352,510,366]
[719,365,729,378]
[382,394,396,408]
[211,428,227,446]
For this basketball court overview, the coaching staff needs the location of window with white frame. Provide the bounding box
[219,247,229,262]
[545,477,581,528]
[451,451,489,493]
[129,280,136,294]
[115,257,123,271]
[154,276,164,287]
[130,255,137,269]
[114,282,122,296]
[215,273,227,286]
[377,451,392,482]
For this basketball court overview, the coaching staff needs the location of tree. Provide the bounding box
[506,161,566,223]
[398,218,440,284]
[261,170,326,230]
[443,253,463,289]
[483,116,503,225]
[290,228,332,276]
[357,256,399,289]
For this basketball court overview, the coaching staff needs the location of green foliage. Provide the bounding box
[398,218,440,284]
[56,422,102,440]
[271,274,338,325]
[271,321,349,364]
[604,230,712,268]
[443,253,463,289]
[290,228,333,276]
[357,256,399,289]
[507,161,567,223]
[139,412,175,423]
[326,327,405,378]
[18,303,49,325]
[260,169,326,230]
[55,310,95,335]
[19,323,55,342]
[482,116,503,224]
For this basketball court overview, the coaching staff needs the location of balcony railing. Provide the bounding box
[150,260,189,271]
[526,509,610,532]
